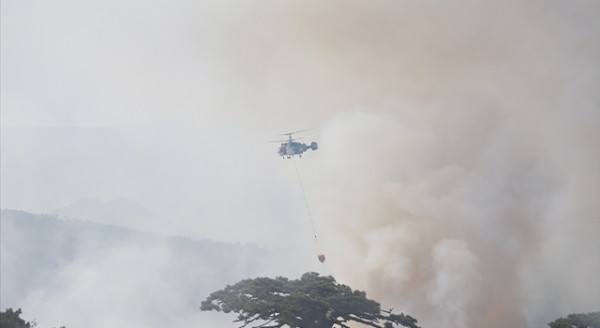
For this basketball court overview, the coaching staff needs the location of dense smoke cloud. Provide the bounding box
[306,3,600,324]
[314,104,598,327]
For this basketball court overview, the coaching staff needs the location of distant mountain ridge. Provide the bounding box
[51,196,176,235]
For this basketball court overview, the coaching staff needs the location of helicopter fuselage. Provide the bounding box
[271,130,318,159]
[278,140,318,159]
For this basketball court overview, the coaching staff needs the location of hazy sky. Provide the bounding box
[2,0,599,327]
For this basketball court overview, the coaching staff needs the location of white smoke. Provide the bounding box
[428,239,483,328]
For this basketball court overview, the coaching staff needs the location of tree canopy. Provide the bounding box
[201,272,420,328]
[548,312,600,328]
[0,308,65,328]
[0,308,35,328]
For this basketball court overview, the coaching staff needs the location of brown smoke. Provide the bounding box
[278,2,600,327]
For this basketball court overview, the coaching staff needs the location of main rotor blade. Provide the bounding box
[279,128,312,136]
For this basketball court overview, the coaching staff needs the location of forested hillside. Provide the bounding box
[0,210,293,327]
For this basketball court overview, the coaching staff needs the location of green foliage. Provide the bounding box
[548,312,600,328]
[201,272,420,328]
[0,308,65,328]
[0,308,35,328]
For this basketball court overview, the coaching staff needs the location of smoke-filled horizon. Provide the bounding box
[2,0,599,327]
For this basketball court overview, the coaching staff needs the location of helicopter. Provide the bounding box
[270,129,318,159]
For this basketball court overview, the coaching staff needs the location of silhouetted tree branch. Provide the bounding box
[201,272,420,328]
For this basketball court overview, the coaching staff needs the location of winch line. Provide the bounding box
[292,158,322,251]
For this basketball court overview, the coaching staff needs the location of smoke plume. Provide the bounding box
[308,3,600,322]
